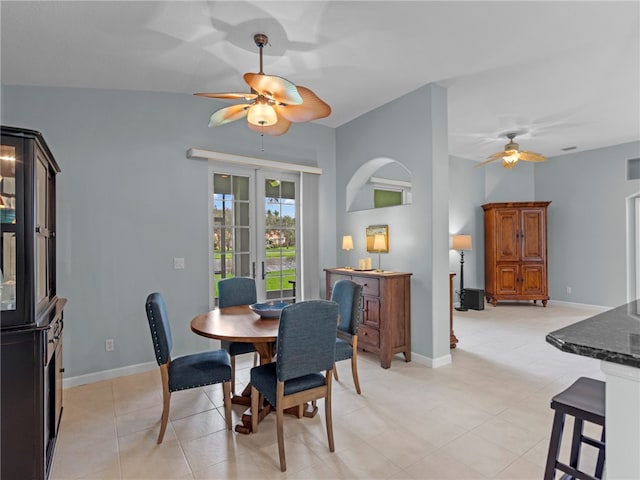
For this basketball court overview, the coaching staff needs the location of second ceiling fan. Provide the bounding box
[195,33,331,136]
[476,133,547,169]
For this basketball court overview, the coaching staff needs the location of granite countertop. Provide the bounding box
[546,300,640,368]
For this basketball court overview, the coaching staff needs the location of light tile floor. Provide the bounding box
[51,302,608,479]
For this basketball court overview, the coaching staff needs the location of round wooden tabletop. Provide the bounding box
[190,305,279,344]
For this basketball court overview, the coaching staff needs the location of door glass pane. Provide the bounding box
[37,156,47,227]
[36,156,48,303]
[213,173,252,300]
[233,176,249,201]
[1,232,16,310]
[37,237,47,303]
[1,145,16,311]
[264,178,296,302]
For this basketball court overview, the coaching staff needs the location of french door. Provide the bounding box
[209,164,299,306]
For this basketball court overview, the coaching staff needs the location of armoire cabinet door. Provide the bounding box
[521,264,546,295]
[496,264,519,295]
[520,208,545,262]
[495,209,520,261]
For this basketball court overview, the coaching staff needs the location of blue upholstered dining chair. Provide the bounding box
[331,279,364,394]
[145,292,232,444]
[218,276,258,393]
[250,300,339,472]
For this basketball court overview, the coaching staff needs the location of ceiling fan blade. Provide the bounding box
[208,104,250,127]
[519,151,547,162]
[486,151,508,161]
[474,156,501,168]
[195,92,257,101]
[276,86,331,123]
[244,73,303,105]
[247,111,292,136]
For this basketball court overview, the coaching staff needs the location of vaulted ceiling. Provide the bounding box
[1,1,638,160]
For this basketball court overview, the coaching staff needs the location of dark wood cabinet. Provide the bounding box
[325,268,412,368]
[482,201,550,306]
[1,126,65,480]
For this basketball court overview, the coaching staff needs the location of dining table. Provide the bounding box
[190,304,317,433]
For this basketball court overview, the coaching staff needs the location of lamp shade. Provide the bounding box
[451,234,472,251]
[342,235,354,251]
[372,234,386,251]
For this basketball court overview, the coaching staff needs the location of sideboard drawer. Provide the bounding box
[353,276,379,296]
[358,324,380,348]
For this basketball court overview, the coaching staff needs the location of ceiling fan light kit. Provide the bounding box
[476,132,547,169]
[195,33,331,136]
[247,98,277,126]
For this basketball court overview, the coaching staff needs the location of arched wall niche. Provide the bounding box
[346,157,412,212]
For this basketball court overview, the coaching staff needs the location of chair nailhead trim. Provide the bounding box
[172,379,231,392]
[146,303,165,365]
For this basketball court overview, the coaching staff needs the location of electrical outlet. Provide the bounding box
[174,257,185,270]
[105,338,114,352]
[566,286,572,294]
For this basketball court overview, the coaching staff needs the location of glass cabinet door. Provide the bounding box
[0,144,17,312]
[36,152,49,306]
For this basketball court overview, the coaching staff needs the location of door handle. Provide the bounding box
[252,262,256,279]
[261,261,266,280]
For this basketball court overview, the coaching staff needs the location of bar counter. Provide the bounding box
[547,300,640,479]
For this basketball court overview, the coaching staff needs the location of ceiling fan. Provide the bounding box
[195,33,331,136]
[475,133,546,169]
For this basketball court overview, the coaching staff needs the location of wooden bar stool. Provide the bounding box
[544,377,606,480]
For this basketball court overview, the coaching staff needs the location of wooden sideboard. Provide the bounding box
[324,268,412,369]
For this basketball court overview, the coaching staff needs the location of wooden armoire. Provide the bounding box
[482,201,550,307]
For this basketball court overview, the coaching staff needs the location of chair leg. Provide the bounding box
[250,386,259,433]
[569,417,584,472]
[158,364,171,444]
[333,364,339,381]
[351,341,361,394]
[277,381,287,472]
[222,381,232,431]
[544,410,565,480]
[595,427,606,479]
[230,356,236,394]
[325,370,335,453]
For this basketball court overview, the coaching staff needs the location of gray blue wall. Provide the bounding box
[2,82,637,381]
[335,84,450,362]
[1,85,336,378]
[535,141,640,306]
[448,155,485,296]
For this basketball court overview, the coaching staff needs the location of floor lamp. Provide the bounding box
[342,235,353,269]
[452,234,472,311]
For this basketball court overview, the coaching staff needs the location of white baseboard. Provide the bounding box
[547,299,610,311]
[411,351,452,368]
[63,361,157,389]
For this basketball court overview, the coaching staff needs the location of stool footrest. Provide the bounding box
[582,436,605,450]
[556,462,600,480]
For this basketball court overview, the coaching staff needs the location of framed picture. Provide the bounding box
[366,225,389,253]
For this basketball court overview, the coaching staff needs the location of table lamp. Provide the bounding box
[451,234,472,311]
[373,234,387,271]
[342,235,354,269]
